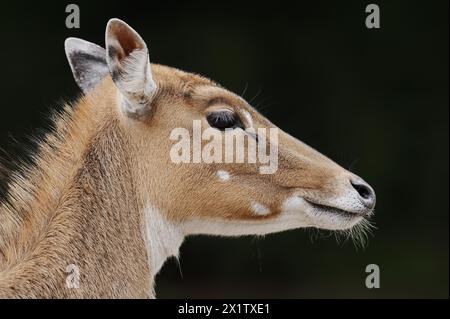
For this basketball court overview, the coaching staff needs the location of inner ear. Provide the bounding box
[105,19,157,119]
[106,20,147,64]
[113,27,145,60]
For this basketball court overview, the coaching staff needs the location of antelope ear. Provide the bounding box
[64,38,109,93]
[105,18,157,119]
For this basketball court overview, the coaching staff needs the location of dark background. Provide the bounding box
[0,1,448,298]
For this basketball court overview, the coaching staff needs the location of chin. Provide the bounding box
[311,214,365,231]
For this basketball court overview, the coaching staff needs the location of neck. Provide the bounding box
[142,203,184,276]
[0,80,183,298]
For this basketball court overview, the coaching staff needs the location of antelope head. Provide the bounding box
[65,19,376,272]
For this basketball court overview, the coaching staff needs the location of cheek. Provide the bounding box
[184,169,287,220]
[162,163,290,222]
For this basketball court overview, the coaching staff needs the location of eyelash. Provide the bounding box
[206,111,244,131]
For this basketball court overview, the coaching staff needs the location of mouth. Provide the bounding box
[304,199,367,220]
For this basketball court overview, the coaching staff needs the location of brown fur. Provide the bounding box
[0,62,361,298]
[0,164,8,197]
[0,77,150,298]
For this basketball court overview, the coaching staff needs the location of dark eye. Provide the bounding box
[206,111,243,131]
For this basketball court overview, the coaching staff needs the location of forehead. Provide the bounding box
[151,64,247,107]
[152,63,215,88]
[151,64,275,128]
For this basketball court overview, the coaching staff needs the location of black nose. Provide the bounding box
[351,179,376,209]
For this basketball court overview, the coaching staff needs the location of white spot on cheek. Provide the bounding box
[281,196,305,213]
[251,201,271,216]
[216,170,231,181]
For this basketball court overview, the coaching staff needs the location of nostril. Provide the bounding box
[350,179,376,207]
[352,182,372,200]
[348,177,376,211]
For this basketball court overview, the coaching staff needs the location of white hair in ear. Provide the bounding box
[105,18,157,119]
[117,47,157,97]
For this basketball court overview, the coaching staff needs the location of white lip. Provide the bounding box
[280,195,371,230]
[303,199,368,230]
[305,200,366,218]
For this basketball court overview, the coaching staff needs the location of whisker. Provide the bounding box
[175,256,184,280]
[348,158,360,173]
[240,82,249,99]
[333,218,376,250]
[249,87,262,104]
